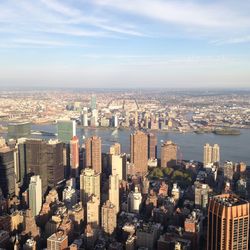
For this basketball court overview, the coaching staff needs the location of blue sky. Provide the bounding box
[0,0,249,88]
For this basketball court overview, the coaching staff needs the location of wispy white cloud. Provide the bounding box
[93,0,250,35]
[40,0,144,36]
[211,35,250,45]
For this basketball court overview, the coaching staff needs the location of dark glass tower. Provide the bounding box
[47,140,64,187]
[25,139,48,195]
[0,147,15,198]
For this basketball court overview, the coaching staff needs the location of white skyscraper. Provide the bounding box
[127,186,142,214]
[111,153,127,181]
[83,112,88,127]
[109,174,120,213]
[113,115,118,128]
[29,175,42,216]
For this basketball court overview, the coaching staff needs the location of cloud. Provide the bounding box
[40,0,144,36]
[93,0,250,35]
[211,35,250,45]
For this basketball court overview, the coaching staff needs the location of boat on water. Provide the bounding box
[213,128,241,135]
[111,129,119,136]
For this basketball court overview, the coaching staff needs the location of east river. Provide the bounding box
[31,124,250,165]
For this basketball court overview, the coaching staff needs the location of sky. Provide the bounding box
[0,0,250,89]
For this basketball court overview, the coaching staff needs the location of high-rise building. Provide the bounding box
[109,175,120,213]
[57,120,76,144]
[29,175,42,216]
[7,122,31,140]
[70,136,79,178]
[80,111,88,127]
[80,168,100,204]
[0,147,15,198]
[86,195,100,227]
[212,144,220,163]
[223,161,234,181]
[90,95,97,111]
[128,186,142,214]
[203,143,220,166]
[207,194,249,250]
[25,139,48,195]
[47,231,68,250]
[85,136,102,173]
[110,143,121,155]
[130,131,148,175]
[161,140,177,168]
[90,110,98,127]
[63,185,77,209]
[112,115,119,128]
[47,140,64,188]
[171,183,180,202]
[203,143,212,166]
[194,181,210,209]
[101,200,117,235]
[111,153,127,181]
[148,133,157,159]
[15,138,27,187]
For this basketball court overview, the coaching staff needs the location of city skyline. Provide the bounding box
[0,0,249,88]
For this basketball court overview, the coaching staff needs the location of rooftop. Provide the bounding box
[213,194,248,207]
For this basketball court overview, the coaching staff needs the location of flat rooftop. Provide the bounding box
[213,194,248,207]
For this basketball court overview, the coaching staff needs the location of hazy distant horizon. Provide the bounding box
[1,85,250,92]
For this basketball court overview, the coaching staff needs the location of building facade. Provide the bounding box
[207,194,249,250]
[130,131,148,175]
[80,168,100,204]
[161,140,177,168]
[85,136,102,173]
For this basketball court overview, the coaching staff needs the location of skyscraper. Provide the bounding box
[57,120,76,144]
[28,175,42,216]
[7,122,31,140]
[111,153,127,181]
[109,174,120,213]
[110,143,121,155]
[80,168,100,204]
[223,161,234,181]
[86,195,100,227]
[212,143,220,163]
[203,143,220,166]
[194,181,210,209]
[80,111,88,127]
[127,186,142,214]
[0,147,15,198]
[16,138,27,187]
[25,139,48,195]
[101,200,117,235]
[148,133,157,159]
[161,140,177,168]
[90,95,96,111]
[130,131,148,175]
[203,143,212,166]
[207,194,249,250]
[70,136,79,178]
[85,136,102,173]
[47,140,64,188]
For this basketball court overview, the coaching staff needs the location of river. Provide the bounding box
[30,124,250,165]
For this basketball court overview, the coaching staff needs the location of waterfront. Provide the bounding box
[32,124,250,165]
